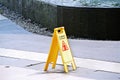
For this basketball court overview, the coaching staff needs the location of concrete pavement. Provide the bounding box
[0,65,96,80]
[0,14,51,53]
[1,54,120,80]
[0,14,120,63]
[0,14,120,80]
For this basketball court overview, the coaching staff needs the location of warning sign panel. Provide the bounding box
[62,41,69,51]
[44,27,76,73]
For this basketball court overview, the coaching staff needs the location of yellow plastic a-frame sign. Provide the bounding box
[44,27,76,72]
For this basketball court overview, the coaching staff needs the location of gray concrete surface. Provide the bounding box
[0,19,30,34]
[0,16,51,53]
[0,56,120,80]
[0,14,120,63]
[0,14,120,80]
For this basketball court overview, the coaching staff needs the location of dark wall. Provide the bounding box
[0,0,120,40]
[57,6,120,40]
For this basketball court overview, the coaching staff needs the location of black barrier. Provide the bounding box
[57,6,120,40]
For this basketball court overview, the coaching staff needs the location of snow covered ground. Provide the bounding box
[0,15,7,20]
[40,0,120,7]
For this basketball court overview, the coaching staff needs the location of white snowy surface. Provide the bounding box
[0,14,7,20]
[39,0,120,7]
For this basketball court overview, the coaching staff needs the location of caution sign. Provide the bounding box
[62,41,69,51]
[44,27,76,72]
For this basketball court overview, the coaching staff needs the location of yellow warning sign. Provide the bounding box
[44,27,76,72]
